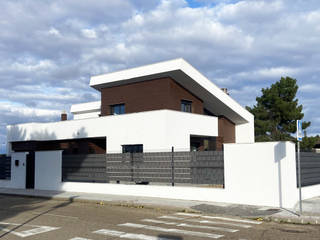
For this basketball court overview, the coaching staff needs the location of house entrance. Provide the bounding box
[26,151,35,189]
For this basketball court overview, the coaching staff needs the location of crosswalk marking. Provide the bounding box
[94,229,177,240]
[175,213,262,225]
[118,223,224,239]
[143,219,176,225]
[175,213,202,217]
[0,222,59,238]
[190,219,252,229]
[159,215,252,228]
[201,216,262,225]
[141,219,238,232]
[158,215,185,220]
[69,238,92,240]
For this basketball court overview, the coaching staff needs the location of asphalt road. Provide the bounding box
[0,195,319,240]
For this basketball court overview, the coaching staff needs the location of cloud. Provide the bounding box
[1,0,320,150]
[82,29,97,39]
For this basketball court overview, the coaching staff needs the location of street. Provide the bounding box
[0,195,319,240]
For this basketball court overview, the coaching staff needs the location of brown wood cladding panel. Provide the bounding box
[169,79,203,114]
[100,77,203,116]
[218,117,235,143]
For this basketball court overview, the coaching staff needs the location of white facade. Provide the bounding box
[71,101,101,120]
[7,110,218,154]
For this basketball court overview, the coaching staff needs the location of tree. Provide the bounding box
[300,135,319,152]
[246,76,310,142]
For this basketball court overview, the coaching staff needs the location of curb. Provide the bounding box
[2,192,320,225]
[0,192,199,214]
[261,215,320,225]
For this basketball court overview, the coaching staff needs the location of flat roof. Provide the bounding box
[90,58,253,124]
[70,101,101,114]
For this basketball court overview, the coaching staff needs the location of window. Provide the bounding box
[110,104,125,115]
[181,100,192,113]
[122,144,143,153]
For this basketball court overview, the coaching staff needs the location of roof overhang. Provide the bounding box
[90,58,253,124]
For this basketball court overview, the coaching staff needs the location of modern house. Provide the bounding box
[3,59,320,209]
[6,58,254,156]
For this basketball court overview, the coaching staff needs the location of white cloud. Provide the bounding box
[82,29,97,39]
[300,84,320,93]
[236,67,301,80]
[48,27,61,37]
[0,102,60,118]
[9,59,57,73]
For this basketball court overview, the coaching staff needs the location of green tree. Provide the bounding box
[246,76,310,142]
[300,134,320,152]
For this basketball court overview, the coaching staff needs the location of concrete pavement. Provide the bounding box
[0,187,320,224]
[2,195,320,240]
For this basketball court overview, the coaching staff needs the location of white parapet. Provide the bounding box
[70,101,101,120]
[7,109,218,153]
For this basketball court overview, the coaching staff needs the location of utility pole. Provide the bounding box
[297,120,302,215]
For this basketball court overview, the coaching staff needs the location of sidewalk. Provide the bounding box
[0,187,320,224]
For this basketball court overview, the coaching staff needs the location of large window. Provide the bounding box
[181,100,192,113]
[122,144,143,153]
[110,104,125,115]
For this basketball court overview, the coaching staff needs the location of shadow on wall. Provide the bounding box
[7,125,27,143]
[72,127,88,139]
[274,142,287,208]
[8,125,58,142]
[0,194,77,239]
[30,130,58,141]
[9,124,89,143]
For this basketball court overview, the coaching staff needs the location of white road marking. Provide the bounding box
[201,216,262,225]
[190,219,252,229]
[159,215,252,228]
[175,213,201,217]
[32,211,79,220]
[69,238,92,240]
[94,229,175,240]
[142,219,238,232]
[118,223,224,239]
[0,226,59,238]
[0,222,60,237]
[143,219,176,225]
[158,215,185,220]
[175,213,262,225]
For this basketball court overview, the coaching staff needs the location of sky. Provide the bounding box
[0,0,320,152]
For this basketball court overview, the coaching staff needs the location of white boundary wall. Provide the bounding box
[224,141,298,207]
[0,152,27,189]
[2,141,320,208]
[58,142,319,208]
[35,151,62,190]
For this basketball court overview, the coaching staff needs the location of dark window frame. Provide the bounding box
[122,144,143,153]
[181,100,192,113]
[110,103,125,115]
